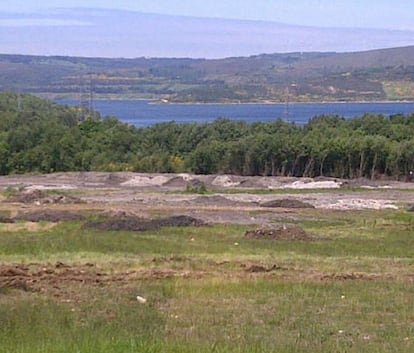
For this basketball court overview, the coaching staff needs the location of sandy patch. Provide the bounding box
[322,199,399,210]
[275,180,342,189]
[25,184,77,191]
[121,175,169,187]
[212,175,240,187]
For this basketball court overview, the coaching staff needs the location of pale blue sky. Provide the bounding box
[1,1,413,58]
[1,0,413,30]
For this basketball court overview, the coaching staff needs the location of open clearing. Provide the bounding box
[0,172,413,352]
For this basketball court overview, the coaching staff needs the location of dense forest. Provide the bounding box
[1,91,414,179]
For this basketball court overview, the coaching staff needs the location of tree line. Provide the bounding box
[1,92,414,179]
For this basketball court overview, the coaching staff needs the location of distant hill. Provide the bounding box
[2,8,414,58]
[1,46,414,102]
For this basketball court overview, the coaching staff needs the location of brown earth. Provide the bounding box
[0,263,203,304]
[82,215,206,232]
[0,215,14,223]
[1,262,413,305]
[245,225,314,241]
[5,189,84,205]
[260,199,315,209]
[0,172,413,232]
[1,173,413,216]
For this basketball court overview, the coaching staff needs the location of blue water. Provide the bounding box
[58,100,414,127]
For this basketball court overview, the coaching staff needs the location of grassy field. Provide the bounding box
[1,206,413,352]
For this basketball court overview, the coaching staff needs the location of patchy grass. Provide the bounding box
[163,278,414,352]
[0,221,57,233]
[0,289,166,353]
[1,211,413,259]
[0,279,413,353]
[0,207,413,352]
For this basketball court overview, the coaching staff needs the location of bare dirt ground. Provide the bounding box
[0,172,413,226]
[1,261,413,304]
[1,172,414,297]
[0,262,202,304]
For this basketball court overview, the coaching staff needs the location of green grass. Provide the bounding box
[0,290,165,353]
[1,208,413,352]
[165,278,414,352]
[1,211,413,259]
[0,280,413,353]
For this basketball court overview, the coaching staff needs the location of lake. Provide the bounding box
[58,100,414,127]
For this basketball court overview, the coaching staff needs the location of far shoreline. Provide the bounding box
[51,95,414,105]
[150,100,414,105]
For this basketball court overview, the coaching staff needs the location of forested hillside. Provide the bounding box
[1,46,414,102]
[1,92,414,179]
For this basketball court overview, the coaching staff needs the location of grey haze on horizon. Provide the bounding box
[1,8,414,59]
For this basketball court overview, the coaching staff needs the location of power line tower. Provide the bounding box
[78,73,95,121]
[284,87,290,122]
[16,91,22,112]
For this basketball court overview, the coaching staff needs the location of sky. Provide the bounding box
[1,1,414,58]
[1,0,413,30]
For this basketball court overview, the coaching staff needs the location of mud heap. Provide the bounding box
[245,224,313,240]
[260,199,315,209]
[5,189,84,205]
[83,215,206,232]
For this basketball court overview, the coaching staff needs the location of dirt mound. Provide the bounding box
[5,189,46,203]
[41,194,85,204]
[15,210,85,222]
[104,173,127,185]
[83,215,206,232]
[5,189,84,204]
[121,175,169,187]
[245,224,312,240]
[98,209,148,219]
[163,176,206,190]
[0,263,112,294]
[187,179,206,188]
[407,204,414,212]
[0,265,32,291]
[260,199,315,209]
[162,176,188,187]
[237,180,254,188]
[157,215,206,227]
[0,216,14,223]
[192,195,238,206]
[211,175,240,188]
[243,264,285,273]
